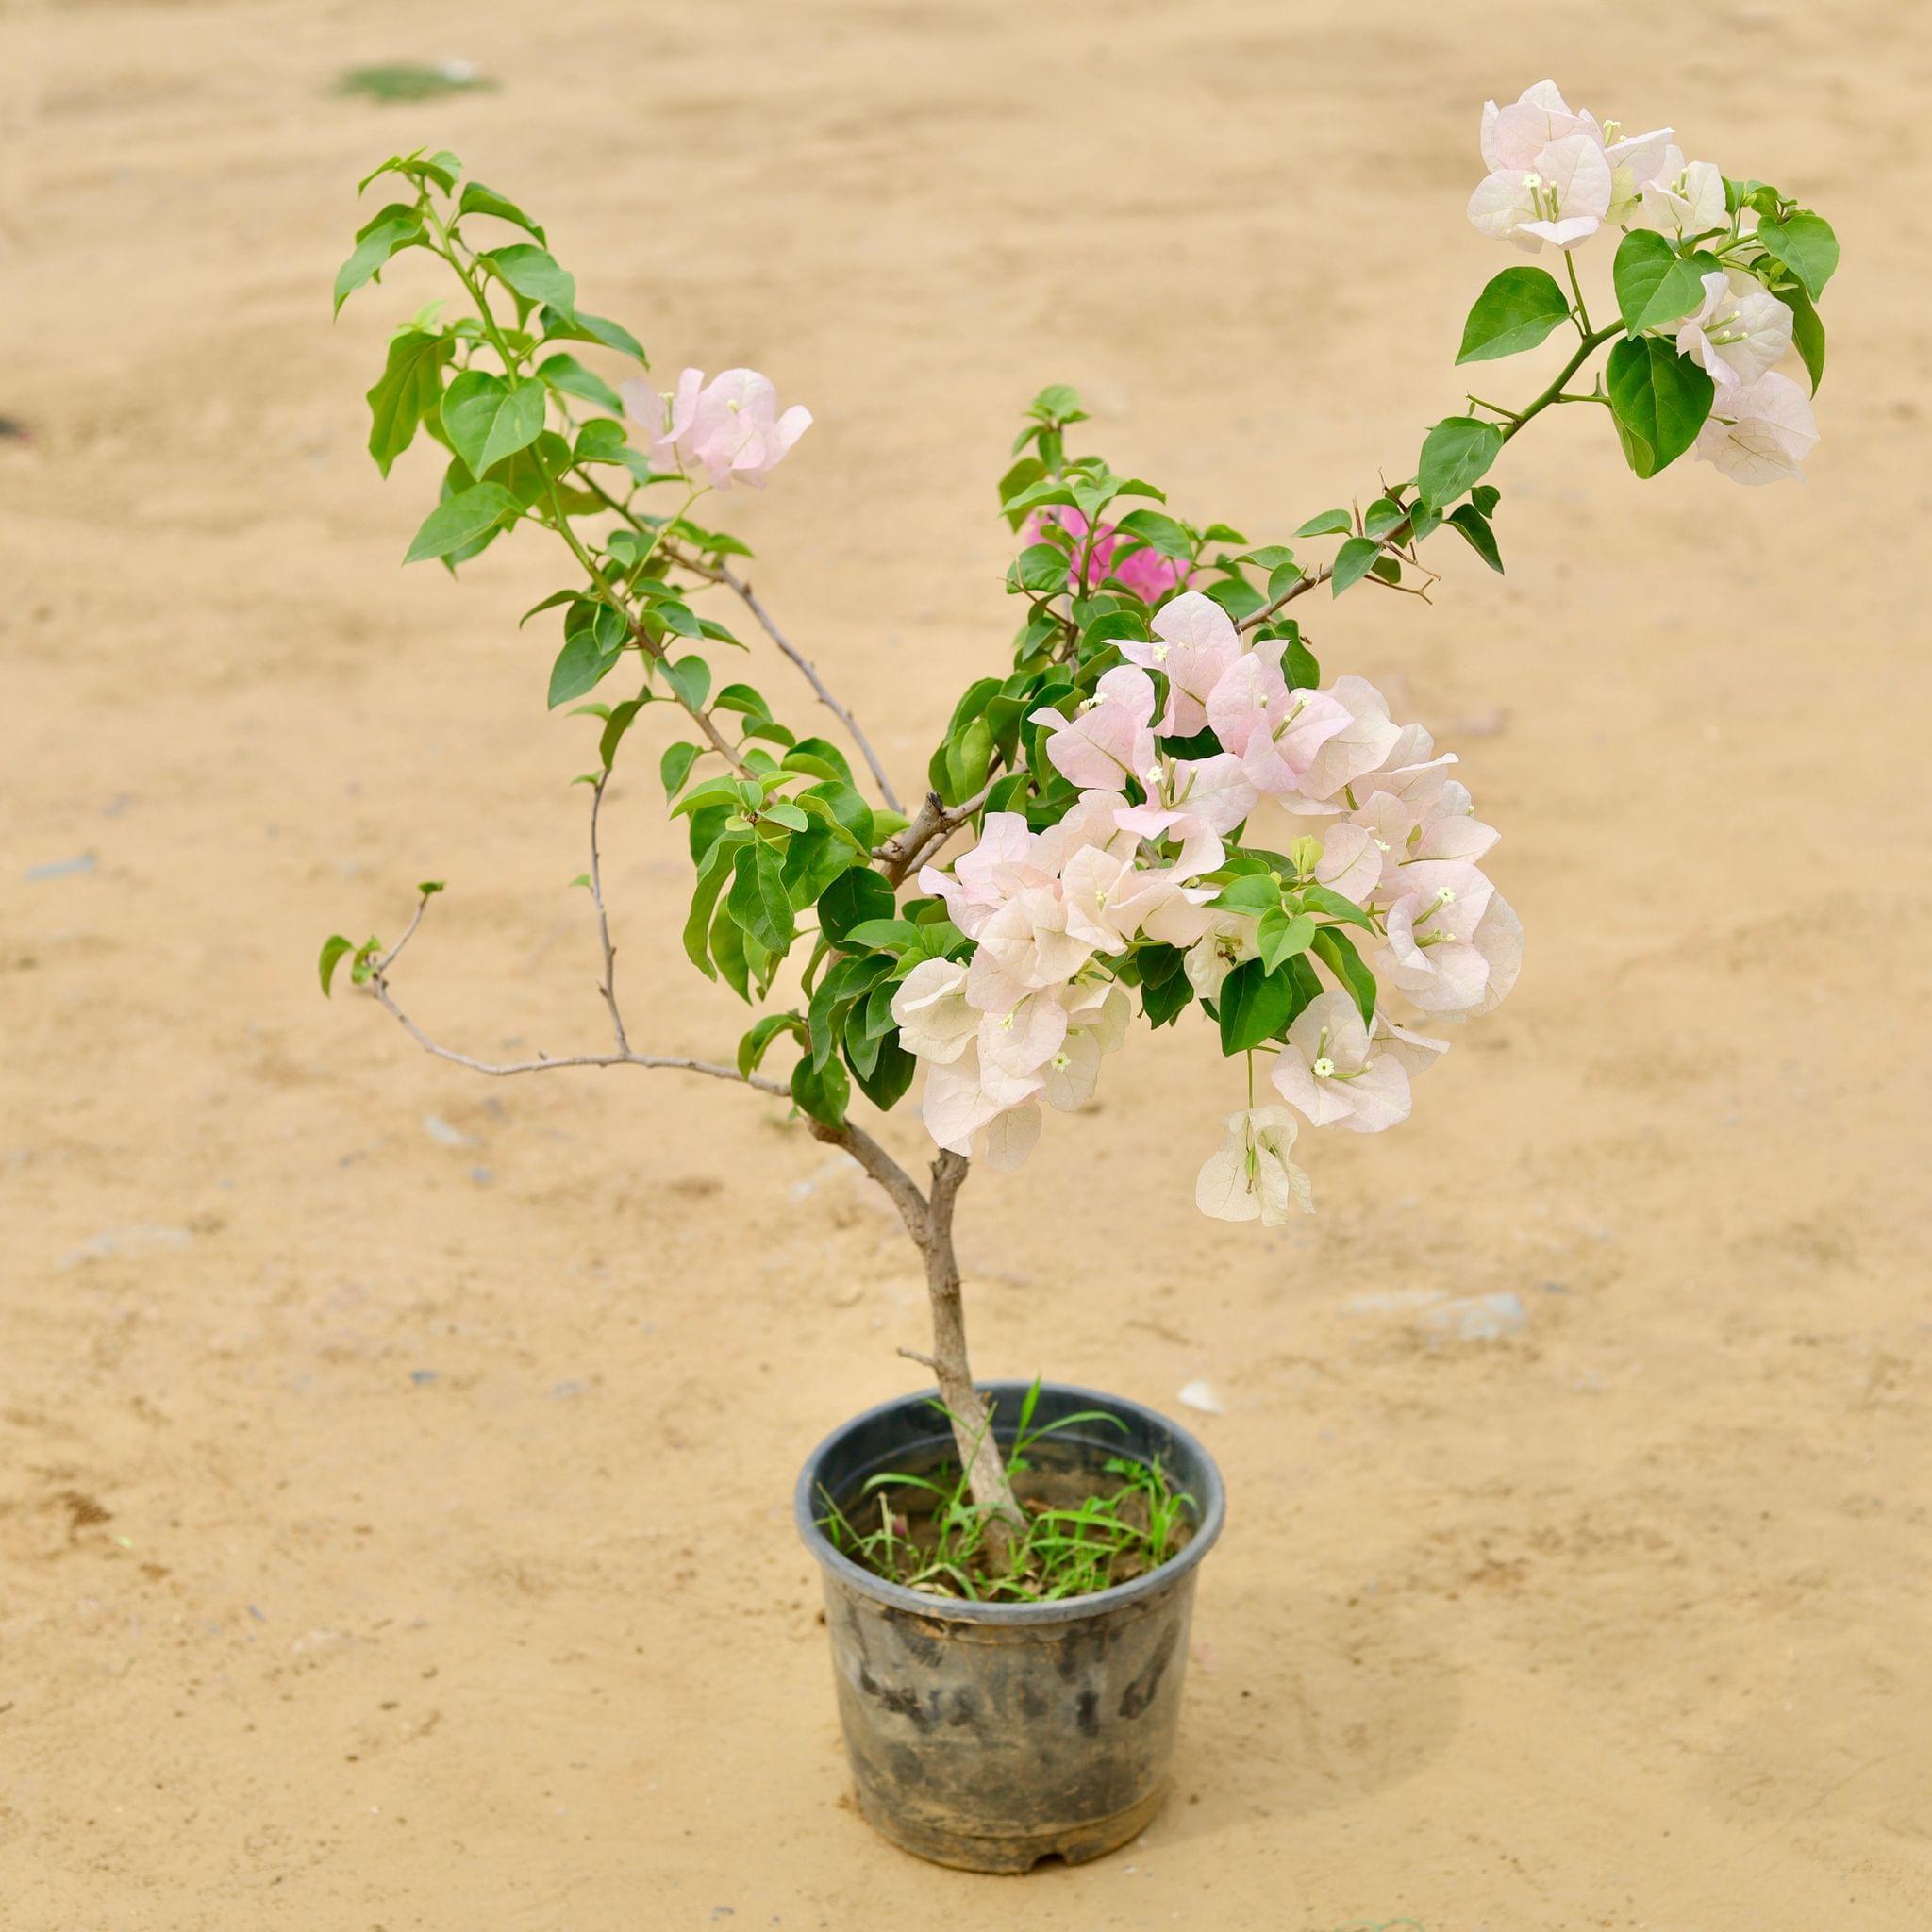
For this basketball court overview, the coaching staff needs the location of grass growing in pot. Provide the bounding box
[818,1383,1197,1603]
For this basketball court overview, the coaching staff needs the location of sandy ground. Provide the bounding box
[3,2,1928,1925]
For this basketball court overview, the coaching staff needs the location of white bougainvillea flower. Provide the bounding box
[1270,991,1413,1135]
[1479,81,1594,171]
[1468,131,1613,252]
[1195,1107,1314,1225]
[1113,799,1227,884]
[620,368,703,472]
[978,988,1071,1078]
[1038,983,1129,1115]
[980,1101,1042,1172]
[1183,911,1259,1000]
[891,957,979,1065]
[1205,651,1353,799]
[1061,980,1131,1053]
[1311,821,1383,905]
[1632,148,1726,242]
[1380,1017,1452,1078]
[1029,788,1137,874]
[1377,862,1524,1016]
[920,1041,1043,1156]
[1693,370,1819,486]
[917,811,1044,938]
[1030,667,1158,791]
[635,368,813,490]
[1119,591,1243,737]
[1675,270,1793,388]
[1603,124,1676,225]
[1171,751,1260,837]
[1284,676,1407,812]
[968,886,1098,1009]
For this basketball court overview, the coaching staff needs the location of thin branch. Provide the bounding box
[364,892,791,1096]
[676,552,904,815]
[587,773,629,1053]
[874,782,998,886]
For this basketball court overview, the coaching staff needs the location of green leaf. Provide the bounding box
[599,698,647,770]
[1606,336,1714,478]
[1362,497,1407,541]
[544,308,648,364]
[1447,504,1503,574]
[333,204,425,315]
[681,841,740,980]
[1141,967,1193,1029]
[1295,509,1352,538]
[785,738,855,788]
[1217,958,1297,1054]
[548,626,621,709]
[1756,212,1838,301]
[1204,576,1266,623]
[791,1052,850,1128]
[1456,266,1573,363]
[1015,543,1072,593]
[1312,926,1375,1026]
[1613,230,1711,335]
[458,180,546,243]
[1781,281,1825,393]
[729,841,795,955]
[441,371,548,479]
[317,933,355,997]
[1330,535,1381,598]
[817,868,894,942]
[481,244,575,318]
[1215,873,1281,913]
[536,352,624,414]
[403,482,521,563]
[1113,508,1193,559]
[1282,628,1320,690]
[1302,883,1374,929]
[1417,416,1505,511]
[1256,908,1316,973]
[843,917,920,952]
[738,1011,803,1078]
[846,1032,916,1111]
[365,328,453,479]
[661,654,710,711]
[710,901,753,1001]
[797,780,874,855]
[660,741,701,798]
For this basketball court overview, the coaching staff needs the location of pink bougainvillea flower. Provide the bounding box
[1675,271,1793,389]
[1693,370,1819,486]
[1204,651,1354,799]
[917,811,1043,938]
[1171,751,1259,837]
[1282,675,1407,812]
[1269,991,1413,1135]
[1308,821,1383,906]
[620,368,702,472]
[1468,131,1613,253]
[1029,788,1137,876]
[1376,861,1524,1017]
[978,988,1071,1078]
[1030,667,1158,791]
[1119,591,1243,737]
[1195,1107,1313,1225]
[1025,508,1190,602]
[967,886,1099,1011]
[621,367,811,489]
[890,958,979,1064]
[682,369,812,490]
[1630,147,1726,242]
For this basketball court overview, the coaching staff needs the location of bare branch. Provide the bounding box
[586,773,629,1053]
[363,893,791,1097]
[873,782,998,887]
[680,554,904,815]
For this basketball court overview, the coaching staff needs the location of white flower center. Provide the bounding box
[1050,1052,1070,1071]
[1150,642,1169,662]
[1312,1056,1336,1079]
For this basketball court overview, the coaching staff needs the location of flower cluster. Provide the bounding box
[1467,80,1822,486]
[620,367,812,489]
[900,593,1522,1222]
[1024,506,1191,603]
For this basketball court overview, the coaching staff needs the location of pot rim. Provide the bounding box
[793,1376,1225,1626]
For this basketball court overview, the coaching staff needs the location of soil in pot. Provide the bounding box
[816,1387,1198,1604]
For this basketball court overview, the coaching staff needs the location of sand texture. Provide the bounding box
[3,2,1927,1925]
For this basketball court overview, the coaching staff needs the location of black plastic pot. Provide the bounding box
[794,1378,1225,1873]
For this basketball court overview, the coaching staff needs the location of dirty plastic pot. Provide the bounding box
[795,1378,1225,1873]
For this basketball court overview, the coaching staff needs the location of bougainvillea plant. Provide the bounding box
[322,83,1836,1549]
